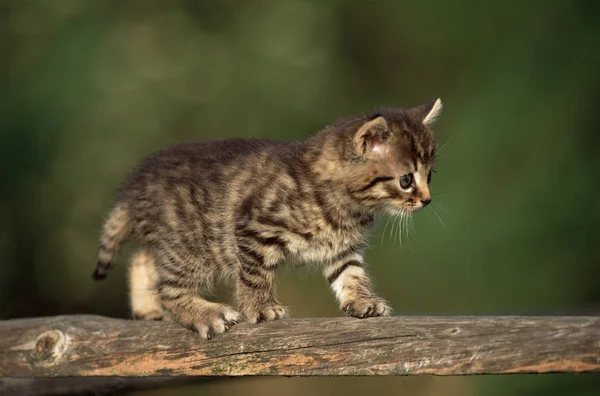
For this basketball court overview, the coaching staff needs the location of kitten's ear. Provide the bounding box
[353,116,391,156]
[420,98,443,127]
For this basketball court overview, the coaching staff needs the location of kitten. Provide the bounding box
[93,99,442,339]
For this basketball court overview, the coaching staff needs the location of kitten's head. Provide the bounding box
[340,99,442,217]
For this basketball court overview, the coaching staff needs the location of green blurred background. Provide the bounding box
[2,0,599,395]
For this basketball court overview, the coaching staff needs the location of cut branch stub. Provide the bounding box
[29,330,68,366]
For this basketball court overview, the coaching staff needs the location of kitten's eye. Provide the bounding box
[399,173,413,189]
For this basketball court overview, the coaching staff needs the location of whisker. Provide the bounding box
[402,212,412,244]
[433,203,458,224]
[400,213,405,245]
[429,207,448,231]
[380,216,392,247]
[396,214,401,245]
[397,213,403,246]
[401,210,413,245]
[435,140,451,158]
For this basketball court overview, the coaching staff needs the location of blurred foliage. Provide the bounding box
[2,0,599,395]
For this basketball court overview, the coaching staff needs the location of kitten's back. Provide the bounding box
[120,138,303,196]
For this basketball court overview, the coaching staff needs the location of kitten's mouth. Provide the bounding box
[384,205,420,217]
[402,203,426,214]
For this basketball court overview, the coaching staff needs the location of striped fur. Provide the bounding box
[94,99,441,338]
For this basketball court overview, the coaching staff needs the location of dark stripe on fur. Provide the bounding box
[157,287,186,301]
[256,215,314,240]
[238,244,264,264]
[241,261,263,276]
[409,134,419,170]
[313,187,344,230]
[325,243,367,265]
[236,228,288,250]
[161,262,189,280]
[327,260,363,284]
[238,270,268,289]
[353,176,395,193]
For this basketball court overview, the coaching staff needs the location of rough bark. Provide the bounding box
[1,315,598,378]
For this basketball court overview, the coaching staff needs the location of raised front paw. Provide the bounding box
[243,303,287,324]
[342,297,391,318]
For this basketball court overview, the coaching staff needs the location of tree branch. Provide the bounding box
[1,315,598,378]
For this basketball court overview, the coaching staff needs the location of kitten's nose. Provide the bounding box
[421,197,432,207]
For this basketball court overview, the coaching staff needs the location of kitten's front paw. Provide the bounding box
[244,303,287,324]
[189,304,241,340]
[342,297,391,318]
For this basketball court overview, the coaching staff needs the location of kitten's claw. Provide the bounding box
[343,297,391,318]
[244,304,287,324]
[190,304,242,340]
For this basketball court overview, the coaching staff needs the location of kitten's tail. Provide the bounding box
[93,203,133,281]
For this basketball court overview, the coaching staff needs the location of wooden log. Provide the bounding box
[0,315,598,377]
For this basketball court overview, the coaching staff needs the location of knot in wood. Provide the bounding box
[30,330,67,364]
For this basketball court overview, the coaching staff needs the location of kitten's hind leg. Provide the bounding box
[129,249,166,321]
[155,251,241,339]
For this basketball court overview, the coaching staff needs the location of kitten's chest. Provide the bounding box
[288,226,365,265]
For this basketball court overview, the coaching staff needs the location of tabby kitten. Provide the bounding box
[94,99,442,339]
